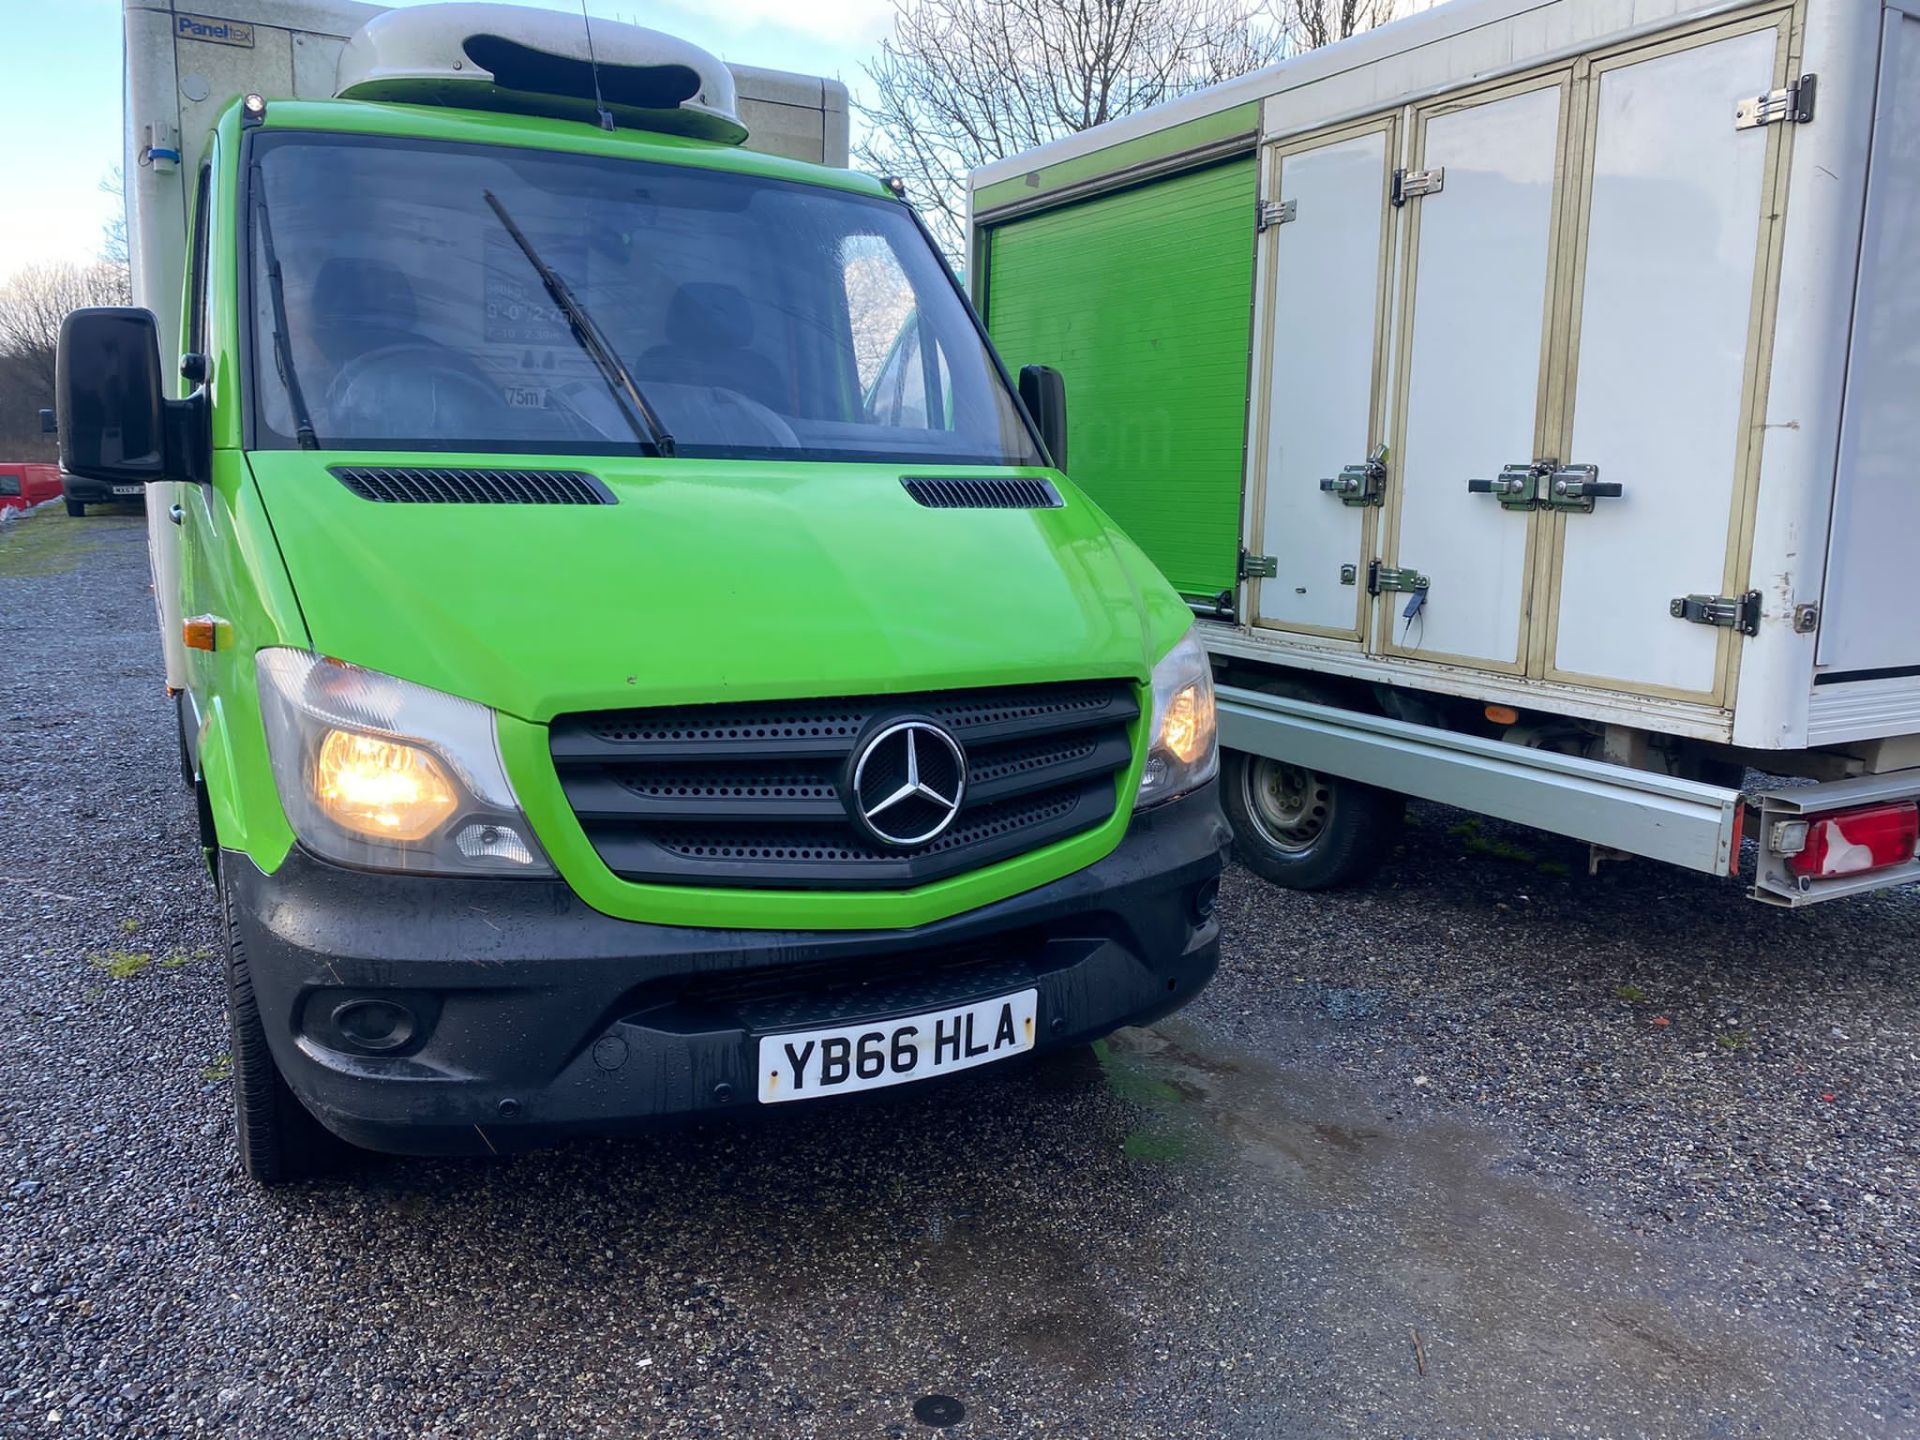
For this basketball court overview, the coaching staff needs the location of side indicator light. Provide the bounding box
[1780,802,1919,879]
[1484,705,1520,726]
[182,615,224,652]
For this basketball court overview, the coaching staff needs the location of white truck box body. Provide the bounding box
[969,0,1920,757]
[125,0,850,687]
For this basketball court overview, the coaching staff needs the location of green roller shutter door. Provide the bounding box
[985,158,1255,599]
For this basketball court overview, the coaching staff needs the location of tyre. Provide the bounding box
[64,498,85,518]
[1220,678,1403,891]
[220,877,352,1183]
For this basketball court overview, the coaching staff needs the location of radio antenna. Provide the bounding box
[579,0,615,131]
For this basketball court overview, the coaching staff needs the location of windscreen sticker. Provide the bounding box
[483,233,583,346]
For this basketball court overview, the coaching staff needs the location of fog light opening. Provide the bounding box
[331,998,417,1054]
[1192,876,1220,924]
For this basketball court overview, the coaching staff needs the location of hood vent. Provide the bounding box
[901,476,1063,510]
[332,466,617,506]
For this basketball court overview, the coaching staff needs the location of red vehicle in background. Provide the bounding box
[0,462,63,516]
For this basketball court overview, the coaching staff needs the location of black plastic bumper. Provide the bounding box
[60,475,145,504]
[227,783,1229,1155]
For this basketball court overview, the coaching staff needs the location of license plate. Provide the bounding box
[111,486,144,496]
[758,989,1039,1104]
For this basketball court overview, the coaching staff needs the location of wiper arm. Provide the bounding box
[250,164,319,450]
[482,190,676,458]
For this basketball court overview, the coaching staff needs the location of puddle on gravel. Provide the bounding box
[1082,1019,1851,1434]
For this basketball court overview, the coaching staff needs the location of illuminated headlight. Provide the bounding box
[256,650,552,875]
[1134,630,1219,809]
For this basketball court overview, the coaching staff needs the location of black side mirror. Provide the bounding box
[38,407,56,435]
[1018,364,1068,473]
[57,307,208,486]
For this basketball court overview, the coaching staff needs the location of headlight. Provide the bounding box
[256,649,552,875]
[1134,629,1218,809]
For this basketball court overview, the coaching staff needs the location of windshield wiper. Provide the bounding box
[250,164,319,450]
[482,190,676,458]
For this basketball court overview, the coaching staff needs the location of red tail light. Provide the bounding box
[1776,802,1920,879]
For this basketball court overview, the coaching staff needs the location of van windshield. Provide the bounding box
[245,133,1043,466]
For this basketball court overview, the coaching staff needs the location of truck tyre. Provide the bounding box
[65,499,85,518]
[220,877,350,1184]
[1221,679,1403,891]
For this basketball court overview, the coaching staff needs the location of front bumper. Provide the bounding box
[228,783,1229,1155]
[60,476,146,504]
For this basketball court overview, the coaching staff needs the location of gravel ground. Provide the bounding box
[2,509,1915,1439]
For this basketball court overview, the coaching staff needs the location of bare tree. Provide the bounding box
[100,166,130,267]
[1274,0,1402,51]
[854,0,1287,261]
[0,261,134,452]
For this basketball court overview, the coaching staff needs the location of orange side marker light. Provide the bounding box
[182,615,221,652]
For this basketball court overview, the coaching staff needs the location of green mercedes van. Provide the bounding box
[58,8,1225,1182]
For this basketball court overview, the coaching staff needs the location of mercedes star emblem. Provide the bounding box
[849,719,968,848]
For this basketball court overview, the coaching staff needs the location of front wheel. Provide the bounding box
[220,877,352,1184]
[1222,747,1402,891]
[64,499,84,518]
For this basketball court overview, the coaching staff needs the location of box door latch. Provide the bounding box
[1670,590,1762,637]
[1391,167,1444,206]
[1468,459,1621,512]
[1735,74,1816,130]
[1240,550,1278,580]
[1318,445,1388,507]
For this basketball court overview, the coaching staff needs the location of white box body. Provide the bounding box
[971,0,1920,757]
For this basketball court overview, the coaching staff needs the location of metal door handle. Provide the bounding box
[168,504,185,526]
[1467,464,1541,511]
[1544,464,1620,513]
[1317,445,1389,508]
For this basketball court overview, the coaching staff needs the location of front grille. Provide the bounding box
[549,680,1139,890]
[331,465,616,505]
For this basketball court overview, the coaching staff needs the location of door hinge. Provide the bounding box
[1670,590,1762,637]
[1735,73,1816,130]
[1240,550,1278,580]
[1256,198,1297,232]
[1391,167,1444,207]
[1368,560,1429,596]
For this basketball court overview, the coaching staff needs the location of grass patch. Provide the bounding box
[1447,816,1540,865]
[157,947,212,970]
[0,510,110,577]
[1461,832,1539,865]
[88,949,153,981]
[200,1055,233,1083]
[1715,1030,1750,1051]
[1536,860,1573,878]
[117,917,140,935]
[1613,983,1648,1003]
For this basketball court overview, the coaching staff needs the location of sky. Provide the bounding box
[0,0,896,284]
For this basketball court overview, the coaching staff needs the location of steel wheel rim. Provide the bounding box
[1242,756,1333,854]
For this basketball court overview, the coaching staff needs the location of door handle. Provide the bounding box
[1467,461,1621,513]
[1317,444,1389,507]
[1544,464,1621,513]
[1467,463,1542,511]
[168,503,185,526]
